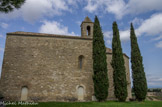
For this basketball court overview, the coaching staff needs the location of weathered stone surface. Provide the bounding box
[0,17,131,102]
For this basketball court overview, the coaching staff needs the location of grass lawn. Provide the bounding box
[6,101,162,107]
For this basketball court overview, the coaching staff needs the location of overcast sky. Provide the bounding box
[0,0,162,88]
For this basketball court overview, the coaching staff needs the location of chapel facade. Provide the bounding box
[0,17,132,102]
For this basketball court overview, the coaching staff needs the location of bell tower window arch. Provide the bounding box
[87,26,91,36]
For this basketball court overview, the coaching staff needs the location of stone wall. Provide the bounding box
[0,32,93,102]
[106,49,132,101]
[147,92,162,96]
[124,55,132,100]
[0,32,132,102]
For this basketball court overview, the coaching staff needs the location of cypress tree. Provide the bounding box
[111,22,127,101]
[130,23,147,101]
[93,16,109,101]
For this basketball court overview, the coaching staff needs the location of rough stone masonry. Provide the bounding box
[0,17,132,102]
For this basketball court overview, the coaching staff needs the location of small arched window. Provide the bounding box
[87,26,91,36]
[20,86,28,101]
[78,55,84,69]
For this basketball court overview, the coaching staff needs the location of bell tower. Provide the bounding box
[81,16,94,38]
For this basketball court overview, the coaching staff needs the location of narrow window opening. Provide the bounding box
[78,55,84,69]
[87,26,91,36]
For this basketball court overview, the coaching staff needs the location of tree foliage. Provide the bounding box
[0,0,25,13]
[111,21,127,102]
[130,23,147,101]
[93,16,109,101]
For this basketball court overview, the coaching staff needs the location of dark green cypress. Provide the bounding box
[111,22,127,102]
[93,16,109,101]
[130,23,147,101]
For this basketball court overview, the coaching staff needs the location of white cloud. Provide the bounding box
[110,13,162,41]
[84,0,126,19]
[156,41,162,48]
[105,0,126,19]
[120,30,130,41]
[1,0,162,22]
[106,39,111,45]
[104,31,112,39]
[0,0,79,23]
[84,0,162,19]
[126,0,162,15]
[136,13,162,36]
[104,31,112,45]
[147,74,162,87]
[104,29,130,45]
[0,35,3,38]
[39,20,76,36]
[131,17,143,26]
[147,75,162,82]
[0,22,8,29]
[104,30,131,45]
[104,29,130,43]
[67,0,82,6]
[22,0,72,22]
[84,0,100,13]
[103,13,162,47]
[0,34,5,39]
[152,35,162,41]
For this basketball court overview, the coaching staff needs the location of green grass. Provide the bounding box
[6,101,162,107]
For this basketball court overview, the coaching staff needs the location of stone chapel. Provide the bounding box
[0,17,132,102]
